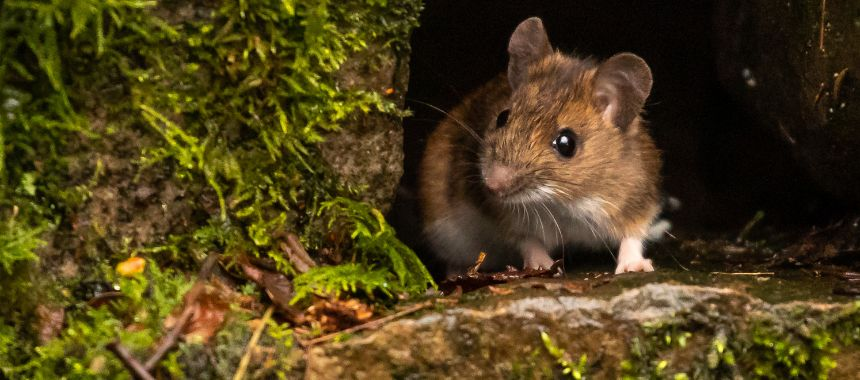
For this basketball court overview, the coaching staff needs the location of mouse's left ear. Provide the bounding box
[593,53,653,131]
[508,17,552,91]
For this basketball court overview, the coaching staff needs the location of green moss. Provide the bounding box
[617,302,860,380]
[0,212,46,273]
[1,260,192,378]
[1,0,427,376]
[541,331,588,379]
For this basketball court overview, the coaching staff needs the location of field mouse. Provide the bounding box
[419,17,662,275]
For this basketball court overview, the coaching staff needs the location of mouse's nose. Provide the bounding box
[484,164,516,195]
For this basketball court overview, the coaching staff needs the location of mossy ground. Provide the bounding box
[0,0,429,377]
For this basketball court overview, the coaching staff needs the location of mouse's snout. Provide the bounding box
[484,163,520,197]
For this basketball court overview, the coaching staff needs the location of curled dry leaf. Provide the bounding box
[270,231,316,274]
[306,298,374,333]
[163,279,250,343]
[116,256,146,277]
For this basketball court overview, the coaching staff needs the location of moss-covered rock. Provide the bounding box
[304,275,860,379]
[0,0,430,377]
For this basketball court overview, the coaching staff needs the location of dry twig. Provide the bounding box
[107,341,155,380]
[233,306,275,380]
[108,253,221,378]
[301,300,437,346]
[283,233,316,273]
[144,253,220,371]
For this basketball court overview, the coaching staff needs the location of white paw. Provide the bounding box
[614,258,654,274]
[521,239,554,270]
[524,253,554,270]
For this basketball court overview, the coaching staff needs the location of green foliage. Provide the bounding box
[620,322,697,380]
[0,212,46,273]
[541,331,588,379]
[2,260,192,379]
[284,196,438,304]
[125,0,429,301]
[317,197,435,295]
[616,303,860,380]
[291,263,393,303]
[748,317,837,380]
[0,0,429,376]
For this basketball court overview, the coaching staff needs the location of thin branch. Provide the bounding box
[233,306,275,380]
[107,341,155,380]
[143,291,198,371]
[143,253,221,371]
[283,233,316,274]
[301,300,435,346]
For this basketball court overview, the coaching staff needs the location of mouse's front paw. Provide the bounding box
[524,253,554,271]
[521,239,554,270]
[614,258,654,274]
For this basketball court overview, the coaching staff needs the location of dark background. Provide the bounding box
[388,0,842,270]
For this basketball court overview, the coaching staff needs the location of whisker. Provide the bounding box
[408,99,485,145]
[539,201,564,251]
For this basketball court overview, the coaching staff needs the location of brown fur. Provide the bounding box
[419,25,662,274]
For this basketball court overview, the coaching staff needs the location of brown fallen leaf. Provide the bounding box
[466,252,487,275]
[439,260,563,295]
[283,233,316,274]
[305,297,374,333]
[270,231,316,274]
[163,279,247,343]
[239,257,305,324]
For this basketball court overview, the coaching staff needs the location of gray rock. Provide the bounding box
[323,44,410,212]
[303,276,860,379]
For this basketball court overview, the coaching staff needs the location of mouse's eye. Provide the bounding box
[552,129,577,158]
[495,109,510,129]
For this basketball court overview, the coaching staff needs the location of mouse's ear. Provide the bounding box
[593,53,653,130]
[508,17,552,91]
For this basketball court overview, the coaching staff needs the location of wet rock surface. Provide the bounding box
[715,0,860,204]
[304,270,860,379]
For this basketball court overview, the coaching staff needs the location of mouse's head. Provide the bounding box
[480,17,653,208]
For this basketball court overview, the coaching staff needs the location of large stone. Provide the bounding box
[303,274,860,379]
[322,44,410,212]
[714,0,860,204]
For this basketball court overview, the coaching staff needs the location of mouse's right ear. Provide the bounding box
[508,17,552,91]
[593,53,653,131]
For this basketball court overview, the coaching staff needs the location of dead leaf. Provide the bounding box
[466,252,487,275]
[439,260,563,295]
[163,279,240,343]
[239,257,304,324]
[305,297,374,333]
